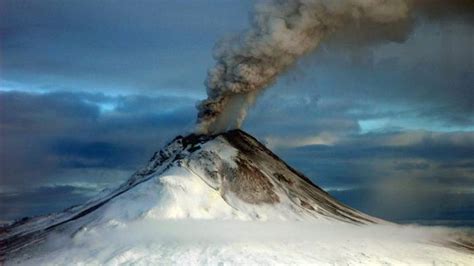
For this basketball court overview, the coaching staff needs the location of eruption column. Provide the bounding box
[196,0,410,134]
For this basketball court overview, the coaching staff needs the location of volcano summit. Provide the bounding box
[1,130,473,264]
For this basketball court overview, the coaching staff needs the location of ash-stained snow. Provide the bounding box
[1,130,473,265]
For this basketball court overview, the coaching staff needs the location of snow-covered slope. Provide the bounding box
[1,130,473,265]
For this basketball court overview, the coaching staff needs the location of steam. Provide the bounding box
[196,0,410,134]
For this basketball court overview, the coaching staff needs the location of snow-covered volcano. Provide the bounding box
[1,130,473,264]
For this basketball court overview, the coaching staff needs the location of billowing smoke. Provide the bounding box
[195,0,473,134]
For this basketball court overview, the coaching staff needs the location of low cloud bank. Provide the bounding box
[12,220,473,265]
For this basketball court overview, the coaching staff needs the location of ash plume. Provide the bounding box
[195,0,473,134]
[195,0,409,134]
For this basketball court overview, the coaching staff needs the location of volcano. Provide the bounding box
[1,130,472,264]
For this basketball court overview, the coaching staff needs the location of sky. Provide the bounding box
[0,0,473,225]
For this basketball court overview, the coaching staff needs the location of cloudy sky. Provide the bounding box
[0,0,473,225]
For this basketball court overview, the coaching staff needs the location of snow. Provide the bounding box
[3,130,473,265]
[8,220,474,265]
[6,163,473,265]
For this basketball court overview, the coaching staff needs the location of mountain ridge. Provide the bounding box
[1,129,380,259]
[2,129,474,264]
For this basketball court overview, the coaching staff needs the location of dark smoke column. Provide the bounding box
[196,0,410,134]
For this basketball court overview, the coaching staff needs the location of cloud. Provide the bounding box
[1,90,473,224]
[270,129,474,225]
[1,0,473,224]
[269,129,474,184]
[0,91,195,195]
[0,185,95,221]
[273,19,474,128]
[411,0,474,22]
[331,187,474,225]
[394,161,430,171]
[0,0,252,94]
